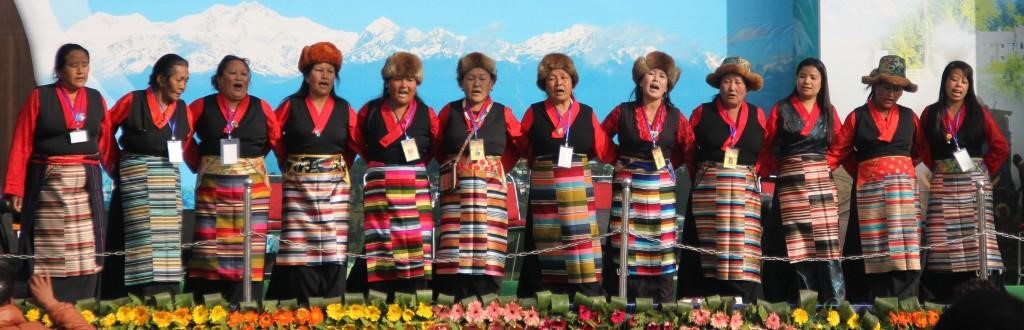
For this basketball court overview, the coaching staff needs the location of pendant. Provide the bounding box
[74,113,85,122]
[556,128,563,135]
[945,133,953,144]
[314,130,321,137]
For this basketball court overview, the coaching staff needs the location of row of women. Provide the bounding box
[3,42,1008,306]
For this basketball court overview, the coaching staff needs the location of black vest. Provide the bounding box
[770,99,830,158]
[921,105,985,160]
[33,85,105,156]
[118,90,190,158]
[527,101,595,157]
[195,94,269,158]
[441,100,508,156]
[692,102,764,166]
[281,96,351,155]
[614,101,681,160]
[852,104,916,161]
[362,98,433,164]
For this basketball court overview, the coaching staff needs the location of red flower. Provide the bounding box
[611,309,627,325]
[544,318,567,330]
[578,305,593,322]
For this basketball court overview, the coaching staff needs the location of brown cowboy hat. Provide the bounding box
[861,55,917,92]
[632,51,681,91]
[706,56,763,91]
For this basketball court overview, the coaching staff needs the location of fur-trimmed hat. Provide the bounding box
[298,41,342,73]
[861,55,917,92]
[705,56,764,91]
[457,52,497,83]
[633,51,681,91]
[536,53,578,91]
[381,51,423,84]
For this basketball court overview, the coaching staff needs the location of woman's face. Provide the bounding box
[871,83,903,109]
[718,73,748,108]
[544,69,574,104]
[387,77,418,107]
[640,68,669,101]
[944,68,969,104]
[460,67,493,105]
[305,62,336,98]
[216,59,250,102]
[58,50,90,90]
[795,65,822,101]
[158,64,189,104]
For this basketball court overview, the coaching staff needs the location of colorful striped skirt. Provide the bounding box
[691,161,762,283]
[529,154,602,284]
[436,155,508,276]
[31,163,103,277]
[187,156,271,281]
[608,156,677,276]
[776,154,841,262]
[925,158,1003,273]
[119,154,183,286]
[277,154,351,267]
[362,163,433,282]
[855,156,922,274]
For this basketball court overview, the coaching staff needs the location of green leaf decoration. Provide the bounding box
[344,292,364,305]
[549,294,570,315]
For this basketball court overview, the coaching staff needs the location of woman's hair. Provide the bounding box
[925,60,984,143]
[52,43,89,81]
[148,53,189,89]
[789,58,835,143]
[210,55,250,92]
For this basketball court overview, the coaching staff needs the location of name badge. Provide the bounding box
[652,146,666,170]
[166,140,183,163]
[401,138,420,162]
[723,147,739,169]
[469,139,485,161]
[557,146,574,168]
[69,129,88,144]
[953,148,975,172]
[220,138,239,165]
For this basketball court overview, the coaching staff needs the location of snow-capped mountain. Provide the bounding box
[64,1,665,78]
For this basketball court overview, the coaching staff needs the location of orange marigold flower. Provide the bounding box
[152,311,172,329]
[258,312,274,329]
[227,311,244,328]
[275,309,295,327]
[296,307,311,325]
[133,306,150,326]
[927,310,941,326]
[243,310,259,324]
[912,311,929,328]
[309,306,325,325]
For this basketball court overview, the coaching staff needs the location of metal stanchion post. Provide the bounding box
[242,178,254,303]
[976,180,988,280]
[619,177,632,299]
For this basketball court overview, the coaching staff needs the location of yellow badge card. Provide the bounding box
[469,139,485,161]
[723,147,739,169]
[652,146,666,170]
[401,138,420,162]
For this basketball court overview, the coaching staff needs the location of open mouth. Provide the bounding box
[317,81,330,88]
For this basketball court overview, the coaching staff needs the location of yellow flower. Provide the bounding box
[827,310,840,327]
[366,305,382,321]
[152,310,172,328]
[402,308,415,322]
[387,303,403,322]
[192,305,209,325]
[101,313,117,327]
[846,313,860,329]
[416,303,432,319]
[42,314,52,328]
[792,308,809,325]
[133,306,150,326]
[172,307,191,327]
[209,305,227,324]
[327,303,345,321]
[80,309,97,324]
[24,308,41,322]
[346,304,366,320]
[116,306,134,324]
[872,322,880,330]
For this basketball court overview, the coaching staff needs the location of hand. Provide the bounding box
[29,272,59,308]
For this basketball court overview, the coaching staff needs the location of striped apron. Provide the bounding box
[119,154,183,286]
[925,158,1003,272]
[530,154,602,284]
[187,156,271,281]
[32,163,101,277]
[608,156,677,275]
[691,161,762,283]
[855,156,922,274]
[776,154,841,261]
[362,163,433,282]
[436,156,509,276]
[277,154,350,266]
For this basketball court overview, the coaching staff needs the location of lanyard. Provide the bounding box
[464,98,492,138]
[390,101,418,140]
[638,104,665,147]
[168,117,178,141]
[224,106,238,137]
[57,86,86,129]
[945,107,964,148]
[559,100,574,146]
